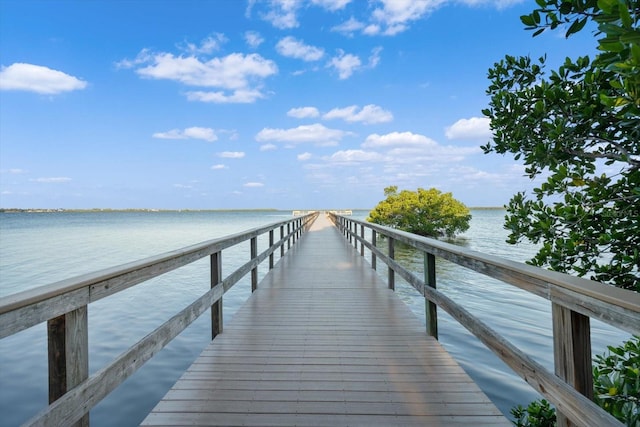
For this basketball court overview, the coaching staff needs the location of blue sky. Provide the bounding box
[0,0,596,210]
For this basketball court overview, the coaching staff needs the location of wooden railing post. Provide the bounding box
[424,253,438,339]
[352,222,357,249]
[293,220,297,244]
[280,225,284,257]
[287,223,291,250]
[360,225,365,256]
[211,251,222,339]
[269,230,274,270]
[371,230,377,270]
[388,237,395,291]
[48,307,89,427]
[552,304,593,427]
[251,237,258,292]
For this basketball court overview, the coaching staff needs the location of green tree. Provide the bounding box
[367,186,471,238]
[482,0,640,291]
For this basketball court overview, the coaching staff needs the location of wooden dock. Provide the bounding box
[142,214,509,426]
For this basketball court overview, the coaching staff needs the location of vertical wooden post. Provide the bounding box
[280,225,284,257]
[388,237,395,291]
[293,220,297,244]
[269,230,274,270]
[371,230,377,270]
[552,303,593,427]
[424,253,438,339]
[251,237,258,292]
[353,222,357,249]
[360,225,365,256]
[287,223,291,250]
[48,306,89,427]
[211,251,222,339]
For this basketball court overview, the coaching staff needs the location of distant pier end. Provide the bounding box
[292,209,352,216]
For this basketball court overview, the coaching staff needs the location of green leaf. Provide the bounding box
[597,0,617,13]
[532,10,541,25]
[521,14,535,27]
[619,3,633,28]
[619,30,640,44]
[631,44,640,63]
[566,17,588,37]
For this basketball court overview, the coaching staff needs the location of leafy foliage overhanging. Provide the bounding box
[482,0,640,291]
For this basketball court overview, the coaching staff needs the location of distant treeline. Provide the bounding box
[0,208,281,213]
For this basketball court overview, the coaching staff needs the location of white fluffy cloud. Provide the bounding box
[328,50,361,79]
[297,152,312,161]
[153,127,218,142]
[120,50,277,103]
[311,0,351,10]
[179,34,227,55]
[256,0,351,28]
[362,131,437,148]
[0,63,87,94]
[311,130,480,184]
[255,123,354,146]
[331,17,366,35]
[218,151,245,158]
[276,36,324,61]
[186,89,266,103]
[31,177,72,183]
[244,31,264,48]
[244,182,264,187]
[260,143,278,151]
[445,117,492,140]
[371,0,443,35]
[259,0,302,29]
[323,104,393,124]
[325,149,384,164]
[136,52,276,87]
[211,164,227,170]
[288,106,320,118]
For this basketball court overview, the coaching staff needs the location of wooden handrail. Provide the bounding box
[0,212,318,427]
[329,213,638,427]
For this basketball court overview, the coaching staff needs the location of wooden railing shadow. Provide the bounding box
[329,213,639,427]
[0,212,319,427]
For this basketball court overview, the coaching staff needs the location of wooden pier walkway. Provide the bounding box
[142,214,509,426]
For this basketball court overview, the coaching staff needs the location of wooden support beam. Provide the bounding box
[48,306,89,427]
[371,230,377,270]
[425,253,438,339]
[552,304,593,427]
[211,252,222,339]
[269,230,274,270]
[388,237,395,291]
[251,237,258,292]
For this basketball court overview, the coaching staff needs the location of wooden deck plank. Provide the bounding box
[142,214,510,427]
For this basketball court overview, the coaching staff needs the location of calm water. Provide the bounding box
[0,210,629,426]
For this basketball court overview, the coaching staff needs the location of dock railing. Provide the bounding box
[0,212,318,427]
[329,213,639,427]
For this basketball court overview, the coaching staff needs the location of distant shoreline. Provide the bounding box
[0,208,281,213]
[0,206,505,213]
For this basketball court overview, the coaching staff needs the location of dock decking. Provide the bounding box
[142,214,510,426]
